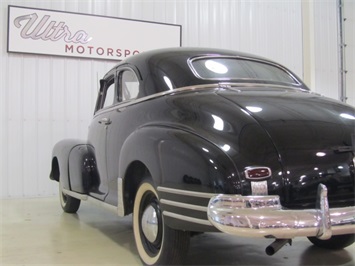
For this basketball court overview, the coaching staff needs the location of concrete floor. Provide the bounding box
[1,197,354,266]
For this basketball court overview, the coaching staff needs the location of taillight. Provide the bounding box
[244,167,272,180]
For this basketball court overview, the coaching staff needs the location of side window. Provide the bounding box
[102,79,116,108]
[121,70,140,102]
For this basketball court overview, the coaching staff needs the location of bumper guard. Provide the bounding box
[207,184,355,239]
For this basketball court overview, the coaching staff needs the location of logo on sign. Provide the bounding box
[8,6,181,60]
[14,13,92,44]
[12,12,140,59]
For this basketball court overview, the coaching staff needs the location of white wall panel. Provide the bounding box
[0,0,307,198]
[311,0,354,107]
[313,0,339,101]
[344,0,355,106]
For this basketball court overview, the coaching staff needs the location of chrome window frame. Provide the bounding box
[187,55,301,86]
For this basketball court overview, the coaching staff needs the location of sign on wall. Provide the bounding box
[7,6,182,60]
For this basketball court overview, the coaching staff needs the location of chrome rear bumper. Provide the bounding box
[207,184,355,239]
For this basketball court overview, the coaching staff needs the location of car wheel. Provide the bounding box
[133,179,190,265]
[308,234,355,250]
[59,182,81,213]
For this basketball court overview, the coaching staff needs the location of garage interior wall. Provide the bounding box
[343,0,354,106]
[0,0,352,198]
[312,0,354,105]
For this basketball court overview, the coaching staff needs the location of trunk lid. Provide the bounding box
[218,87,355,209]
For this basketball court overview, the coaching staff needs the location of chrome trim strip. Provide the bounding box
[62,188,88,200]
[157,186,216,199]
[163,211,212,226]
[187,55,301,86]
[160,199,208,212]
[218,82,305,90]
[94,81,307,117]
[117,178,125,217]
[62,188,118,214]
[94,84,218,116]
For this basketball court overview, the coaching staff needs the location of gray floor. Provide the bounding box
[1,197,354,266]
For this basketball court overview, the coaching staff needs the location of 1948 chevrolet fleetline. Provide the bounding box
[50,48,355,265]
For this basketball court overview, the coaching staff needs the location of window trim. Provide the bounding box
[187,55,301,86]
[117,67,140,103]
[94,74,117,113]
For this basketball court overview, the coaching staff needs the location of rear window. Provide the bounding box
[189,57,297,85]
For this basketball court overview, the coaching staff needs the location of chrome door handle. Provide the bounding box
[99,118,111,125]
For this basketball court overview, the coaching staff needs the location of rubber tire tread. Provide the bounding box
[61,195,81,213]
[59,184,81,214]
[308,234,355,250]
[159,225,190,265]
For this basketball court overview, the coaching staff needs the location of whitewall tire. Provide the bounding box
[133,179,190,265]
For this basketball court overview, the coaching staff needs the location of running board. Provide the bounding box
[62,188,124,217]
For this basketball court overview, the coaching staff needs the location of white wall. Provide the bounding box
[303,0,355,107]
[313,0,340,100]
[344,0,355,106]
[0,0,346,198]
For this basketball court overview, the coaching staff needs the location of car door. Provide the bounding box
[104,67,141,205]
[87,71,118,200]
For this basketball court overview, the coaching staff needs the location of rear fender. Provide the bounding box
[50,139,96,193]
[68,144,97,193]
[119,126,240,223]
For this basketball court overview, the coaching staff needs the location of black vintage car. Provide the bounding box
[50,47,355,265]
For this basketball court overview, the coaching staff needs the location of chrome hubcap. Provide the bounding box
[141,205,158,243]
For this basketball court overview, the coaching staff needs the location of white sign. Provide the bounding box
[7,6,181,60]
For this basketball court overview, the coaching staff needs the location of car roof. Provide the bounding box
[119,47,271,66]
[107,47,305,98]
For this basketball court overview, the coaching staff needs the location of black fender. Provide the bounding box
[50,139,96,193]
[119,126,240,192]
[119,126,240,230]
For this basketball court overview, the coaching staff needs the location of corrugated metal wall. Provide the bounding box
[313,0,339,100]
[0,0,345,198]
[344,0,355,106]
[311,0,355,107]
